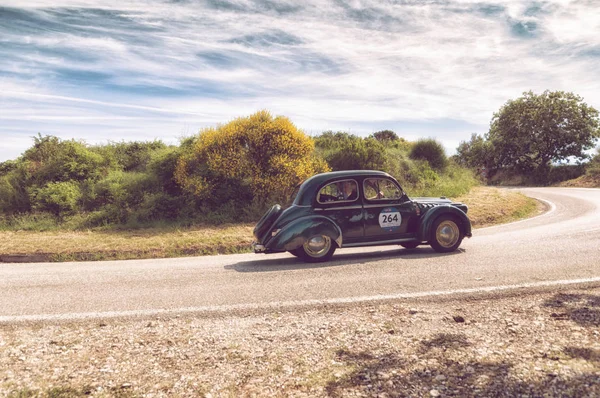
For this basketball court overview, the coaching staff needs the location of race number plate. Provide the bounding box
[379,207,402,232]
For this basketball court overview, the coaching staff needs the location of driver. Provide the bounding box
[340,181,358,201]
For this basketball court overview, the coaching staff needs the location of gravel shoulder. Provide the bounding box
[2,287,599,397]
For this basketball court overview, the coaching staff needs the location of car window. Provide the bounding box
[317,179,358,203]
[363,178,403,201]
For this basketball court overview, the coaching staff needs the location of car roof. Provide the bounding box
[293,170,393,206]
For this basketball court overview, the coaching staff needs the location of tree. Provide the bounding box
[409,139,448,171]
[454,133,493,170]
[372,130,399,142]
[174,111,329,203]
[488,91,600,177]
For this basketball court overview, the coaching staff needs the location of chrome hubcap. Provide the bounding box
[436,220,460,248]
[304,235,332,257]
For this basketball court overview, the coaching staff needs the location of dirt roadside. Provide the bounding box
[1,286,598,397]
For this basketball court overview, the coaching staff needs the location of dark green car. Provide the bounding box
[252,170,472,262]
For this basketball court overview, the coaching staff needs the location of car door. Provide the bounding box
[362,177,414,242]
[314,179,364,244]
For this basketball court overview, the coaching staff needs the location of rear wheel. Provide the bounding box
[429,216,464,253]
[297,234,336,263]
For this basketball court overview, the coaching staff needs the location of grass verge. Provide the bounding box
[0,187,541,262]
[455,186,543,228]
[557,174,600,188]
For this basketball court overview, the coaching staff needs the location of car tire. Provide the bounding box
[429,215,464,253]
[297,234,336,263]
[400,242,419,249]
[253,204,282,242]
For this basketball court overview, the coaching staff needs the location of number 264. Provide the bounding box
[382,214,399,223]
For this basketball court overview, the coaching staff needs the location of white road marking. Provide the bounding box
[2,275,599,323]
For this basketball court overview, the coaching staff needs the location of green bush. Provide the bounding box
[87,170,160,220]
[0,116,481,229]
[586,149,600,177]
[0,212,59,231]
[546,165,586,184]
[148,146,186,196]
[32,181,83,217]
[319,135,386,171]
[91,140,168,172]
[0,171,30,213]
[134,192,190,222]
[409,139,448,171]
[409,162,477,198]
[23,135,104,185]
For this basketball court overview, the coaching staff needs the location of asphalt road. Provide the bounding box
[1,187,599,322]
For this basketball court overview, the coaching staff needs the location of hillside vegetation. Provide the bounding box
[0,111,477,231]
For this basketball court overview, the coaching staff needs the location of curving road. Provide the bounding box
[1,187,599,322]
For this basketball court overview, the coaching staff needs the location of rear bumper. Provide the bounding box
[252,241,266,253]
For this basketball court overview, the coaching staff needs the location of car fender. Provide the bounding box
[266,216,343,252]
[417,205,472,242]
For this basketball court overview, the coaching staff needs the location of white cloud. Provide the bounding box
[1,0,600,161]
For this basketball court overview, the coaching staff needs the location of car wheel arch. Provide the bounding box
[266,215,343,252]
[417,205,471,242]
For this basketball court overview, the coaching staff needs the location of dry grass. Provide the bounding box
[0,187,541,262]
[455,186,543,228]
[0,224,254,262]
[557,174,600,188]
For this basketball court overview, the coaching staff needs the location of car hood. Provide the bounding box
[411,197,453,205]
[412,197,468,214]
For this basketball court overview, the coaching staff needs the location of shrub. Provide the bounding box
[409,138,448,171]
[22,135,104,185]
[325,137,386,171]
[0,212,59,232]
[546,165,586,184]
[92,140,168,172]
[148,146,184,196]
[586,148,600,177]
[175,110,329,204]
[32,181,83,217]
[0,171,30,213]
[89,170,159,210]
[409,162,477,198]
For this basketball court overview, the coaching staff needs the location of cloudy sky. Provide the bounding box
[1,0,599,161]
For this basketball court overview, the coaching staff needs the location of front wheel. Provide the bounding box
[296,235,336,263]
[429,216,464,253]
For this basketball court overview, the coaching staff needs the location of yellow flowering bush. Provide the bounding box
[175,111,329,202]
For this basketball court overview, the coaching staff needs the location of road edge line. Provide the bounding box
[2,275,600,323]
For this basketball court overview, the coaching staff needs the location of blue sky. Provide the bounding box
[1,0,600,161]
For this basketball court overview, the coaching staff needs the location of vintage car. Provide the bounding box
[252,170,472,262]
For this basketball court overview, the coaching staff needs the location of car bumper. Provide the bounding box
[252,242,266,253]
